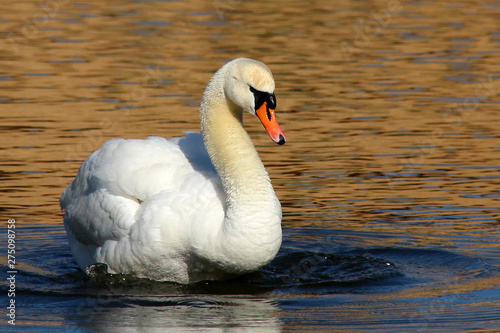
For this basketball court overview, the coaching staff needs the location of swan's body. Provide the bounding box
[61,58,286,284]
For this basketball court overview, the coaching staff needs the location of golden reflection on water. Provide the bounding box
[1,1,499,250]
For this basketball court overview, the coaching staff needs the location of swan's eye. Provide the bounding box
[249,86,277,111]
[268,93,276,109]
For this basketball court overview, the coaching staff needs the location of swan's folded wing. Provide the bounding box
[60,133,222,248]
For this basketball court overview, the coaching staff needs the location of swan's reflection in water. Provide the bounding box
[69,292,281,332]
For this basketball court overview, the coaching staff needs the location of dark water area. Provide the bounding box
[1,224,498,331]
[1,0,500,331]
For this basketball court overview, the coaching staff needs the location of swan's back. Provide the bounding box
[61,133,226,282]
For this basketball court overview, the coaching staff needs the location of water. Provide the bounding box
[2,226,498,331]
[1,0,500,331]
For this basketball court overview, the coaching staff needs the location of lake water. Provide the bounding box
[1,0,499,331]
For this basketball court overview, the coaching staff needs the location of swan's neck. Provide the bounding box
[199,81,282,271]
[201,97,276,212]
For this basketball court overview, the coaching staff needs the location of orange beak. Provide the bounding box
[255,102,286,145]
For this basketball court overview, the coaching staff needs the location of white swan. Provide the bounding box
[60,58,287,284]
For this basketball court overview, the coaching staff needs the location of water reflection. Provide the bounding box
[3,225,497,331]
[68,295,282,332]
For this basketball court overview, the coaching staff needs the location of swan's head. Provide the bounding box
[222,58,286,145]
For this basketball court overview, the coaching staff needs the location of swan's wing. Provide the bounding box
[60,133,223,249]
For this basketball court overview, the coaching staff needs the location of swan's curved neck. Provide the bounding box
[199,72,282,270]
[201,92,273,207]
